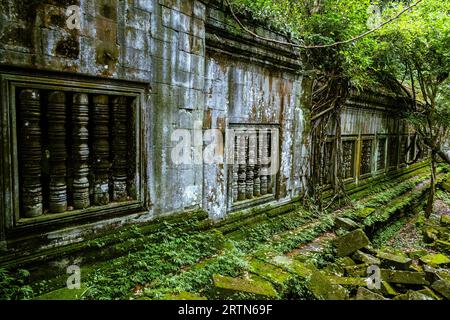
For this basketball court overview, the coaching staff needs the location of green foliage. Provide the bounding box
[0,268,34,300]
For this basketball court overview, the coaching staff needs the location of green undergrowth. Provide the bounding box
[74,230,226,300]
[3,165,442,300]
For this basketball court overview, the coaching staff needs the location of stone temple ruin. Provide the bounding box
[0,0,449,300]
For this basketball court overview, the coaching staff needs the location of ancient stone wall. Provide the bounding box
[0,0,309,252]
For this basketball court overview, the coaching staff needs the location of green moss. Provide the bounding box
[34,285,87,300]
[247,258,292,287]
[211,274,278,299]
[160,291,207,300]
[419,253,450,267]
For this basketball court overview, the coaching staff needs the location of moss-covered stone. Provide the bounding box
[248,258,293,287]
[269,256,349,300]
[377,251,412,270]
[335,217,361,231]
[352,250,380,265]
[344,264,369,277]
[419,253,450,267]
[211,274,278,299]
[431,280,450,299]
[327,276,367,287]
[380,270,430,285]
[355,287,387,300]
[417,287,442,300]
[408,249,429,260]
[379,281,399,297]
[357,207,376,219]
[393,290,433,300]
[335,229,371,257]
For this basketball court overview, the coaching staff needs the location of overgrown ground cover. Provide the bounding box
[1,164,449,300]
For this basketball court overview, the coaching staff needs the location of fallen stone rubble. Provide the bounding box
[207,216,450,300]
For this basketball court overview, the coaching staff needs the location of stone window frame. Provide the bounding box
[341,136,358,182]
[358,135,376,180]
[387,134,400,170]
[226,123,279,212]
[374,134,388,173]
[0,69,148,237]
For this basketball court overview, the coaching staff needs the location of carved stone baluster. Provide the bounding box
[267,132,273,194]
[232,135,238,202]
[237,133,247,201]
[112,96,128,202]
[253,131,261,197]
[72,93,90,209]
[259,131,269,196]
[47,92,67,213]
[92,95,110,205]
[246,131,256,199]
[20,89,43,217]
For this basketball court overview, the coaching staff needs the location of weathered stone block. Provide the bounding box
[393,290,434,300]
[335,229,371,257]
[212,274,278,299]
[420,253,450,267]
[431,280,450,299]
[335,217,361,231]
[377,251,412,270]
[356,287,387,300]
[357,207,375,219]
[270,256,349,300]
[380,270,430,285]
[248,259,292,287]
[327,276,367,288]
[344,264,369,277]
[353,250,381,265]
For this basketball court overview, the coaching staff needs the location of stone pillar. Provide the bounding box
[92,95,110,205]
[72,93,90,209]
[246,131,257,199]
[232,134,238,202]
[259,131,269,196]
[237,133,247,201]
[47,92,68,213]
[19,89,43,217]
[111,96,128,202]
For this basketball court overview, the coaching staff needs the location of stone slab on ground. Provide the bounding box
[393,290,434,300]
[380,269,430,285]
[419,253,450,267]
[344,264,369,277]
[377,251,413,270]
[269,256,349,300]
[353,250,381,265]
[431,280,450,299]
[212,274,278,299]
[356,207,376,219]
[327,276,367,287]
[355,287,387,300]
[335,217,361,231]
[248,258,293,287]
[418,287,442,300]
[335,229,371,257]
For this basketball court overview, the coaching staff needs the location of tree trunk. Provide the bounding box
[425,152,437,219]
